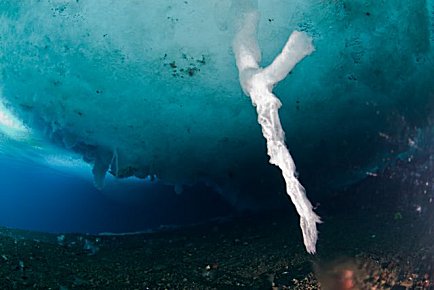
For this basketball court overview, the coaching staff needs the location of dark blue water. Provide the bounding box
[0,157,233,234]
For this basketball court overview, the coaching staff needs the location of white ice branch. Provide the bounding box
[233,10,321,254]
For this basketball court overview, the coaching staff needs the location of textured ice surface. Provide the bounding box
[0,0,433,211]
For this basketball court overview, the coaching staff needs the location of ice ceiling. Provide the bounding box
[0,0,433,252]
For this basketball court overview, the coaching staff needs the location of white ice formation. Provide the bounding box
[233,9,321,253]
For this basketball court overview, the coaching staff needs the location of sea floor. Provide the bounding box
[0,193,433,290]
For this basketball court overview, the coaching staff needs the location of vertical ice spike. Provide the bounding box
[233,10,321,254]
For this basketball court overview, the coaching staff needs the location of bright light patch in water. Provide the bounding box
[43,154,89,170]
[0,99,29,139]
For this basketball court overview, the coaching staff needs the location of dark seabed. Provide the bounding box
[0,201,432,290]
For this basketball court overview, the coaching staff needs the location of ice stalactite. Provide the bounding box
[92,149,114,190]
[233,10,321,253]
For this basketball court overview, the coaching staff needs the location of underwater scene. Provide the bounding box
[0,0,433,289]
